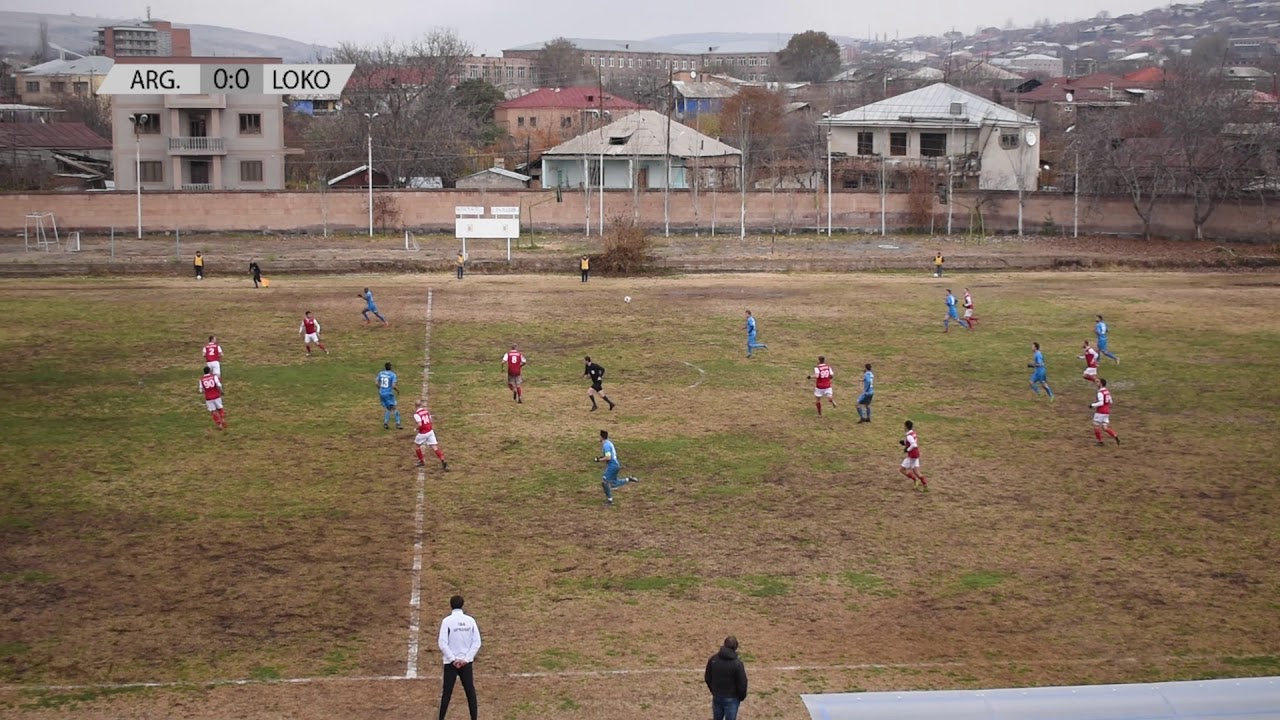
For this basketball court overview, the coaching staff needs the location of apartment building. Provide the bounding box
[95,19,192,58]
[110,56,295,191]
[15,57,115,106]
[460,55,539,89]
[503,38,698,83]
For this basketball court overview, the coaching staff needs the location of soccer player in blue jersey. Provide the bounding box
[1095,314,1118,363]
[943,289,970,332]
[360,287,389,326]
[377,362,401,429]
[1027,342,1055,401]
[745,310,769,358]
[595,430,637,506]
[857,363,875,423]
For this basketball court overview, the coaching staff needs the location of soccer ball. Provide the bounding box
[624,296,632,303]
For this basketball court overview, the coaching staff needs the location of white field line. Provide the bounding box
[5,654,1275,693]
[681,361,706,389]
[404,288,433,680]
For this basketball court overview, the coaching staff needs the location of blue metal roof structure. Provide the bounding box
[802,677,1280,720]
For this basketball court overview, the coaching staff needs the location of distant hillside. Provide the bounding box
[0,11,330,62]
[647,32,862,54]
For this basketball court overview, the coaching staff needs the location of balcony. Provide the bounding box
[168,136,226,155]
[182,183,214,191]
[164,94,226,109]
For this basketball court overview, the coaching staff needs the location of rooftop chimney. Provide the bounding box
[494,157,506,169]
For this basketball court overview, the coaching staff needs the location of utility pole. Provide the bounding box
[598,67,605,236]
[739,102,747,239]
[664,68,674,237]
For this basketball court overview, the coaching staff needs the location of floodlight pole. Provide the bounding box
[879,153,887,236]
[129,114,147,239]
[826,123,833,236]
[364,112,379,237]
[664,69,674,238]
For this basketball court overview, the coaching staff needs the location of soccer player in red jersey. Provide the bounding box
[898,420,927,491]
[200,366,226,429]
[412,400,448,470]
[298,311,329,356]
[1090,378,1120,446]
[1078,341,1101,385]
[502,344,527,403]
[202,335,223,378]
[807,356,836,416]
[963,288,979,328]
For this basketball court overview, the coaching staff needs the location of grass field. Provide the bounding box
[1,271,1279,718]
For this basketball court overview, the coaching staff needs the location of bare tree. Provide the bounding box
[537,38,589,87]
[307,31,480,185]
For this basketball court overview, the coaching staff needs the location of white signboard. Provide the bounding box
[455,206,485,216]
[456,219,519,239]
[490,206,520,217]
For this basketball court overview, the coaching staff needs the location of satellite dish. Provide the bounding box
[1025,131,1038,146]
[690,71,698,80]
[1065,91,1075,103]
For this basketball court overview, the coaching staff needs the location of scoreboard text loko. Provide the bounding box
[97,64,354,95]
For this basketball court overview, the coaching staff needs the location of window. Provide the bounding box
[25,80,39,92]
[592,57,598,66]
[239,113,262,135]
[762,58,769,66]
[240,160,264,182]
[51,81,67,93]
[890,132,907,156]
[131,113,159,134]
[609,58,615,68]
[517,116,525,128]
[628,58,634,68]
[561,115,573,128]
[139,161,163,183]
[857,131,874,156]
[506,66,514,80]
[517,66,526,79]
[529,116,537,128]
[919,132,947,157]
[74,81,89,95]
[1000,133,1020,149]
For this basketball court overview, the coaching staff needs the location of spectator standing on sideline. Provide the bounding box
[580,255,590,282]
[194,251,205,280]
[437,595,481,720]
[455,251,465,280]
[933,251,944,277]
[705,636,749,720]
[249,259,262,288]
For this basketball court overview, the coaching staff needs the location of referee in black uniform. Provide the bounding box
[583,356,615,412]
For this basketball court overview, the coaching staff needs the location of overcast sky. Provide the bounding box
[13,0,1169,54]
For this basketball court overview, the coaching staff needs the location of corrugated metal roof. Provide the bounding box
[673,81,739,99]
[801,676,1280,720]
[20,56,114,76]
[505,38,680,54]
[828,83,1035,127]
[498,87,644,110]
[0,122,111,150]
[543,109,740,158]
[459,167,531,182]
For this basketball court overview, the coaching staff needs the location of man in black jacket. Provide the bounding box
[705,636,748,720]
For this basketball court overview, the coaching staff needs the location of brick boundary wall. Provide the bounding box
[3,189,1279,240]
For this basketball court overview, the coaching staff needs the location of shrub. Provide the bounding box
[597,216,654,275]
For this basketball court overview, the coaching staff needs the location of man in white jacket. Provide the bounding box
[438,594,481,720]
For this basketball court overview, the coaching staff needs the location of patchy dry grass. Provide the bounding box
[0,271,1278,719]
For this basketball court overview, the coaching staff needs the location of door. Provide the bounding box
[188,112,208,138]
[189,160,210,185]
[637,167,649,189]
